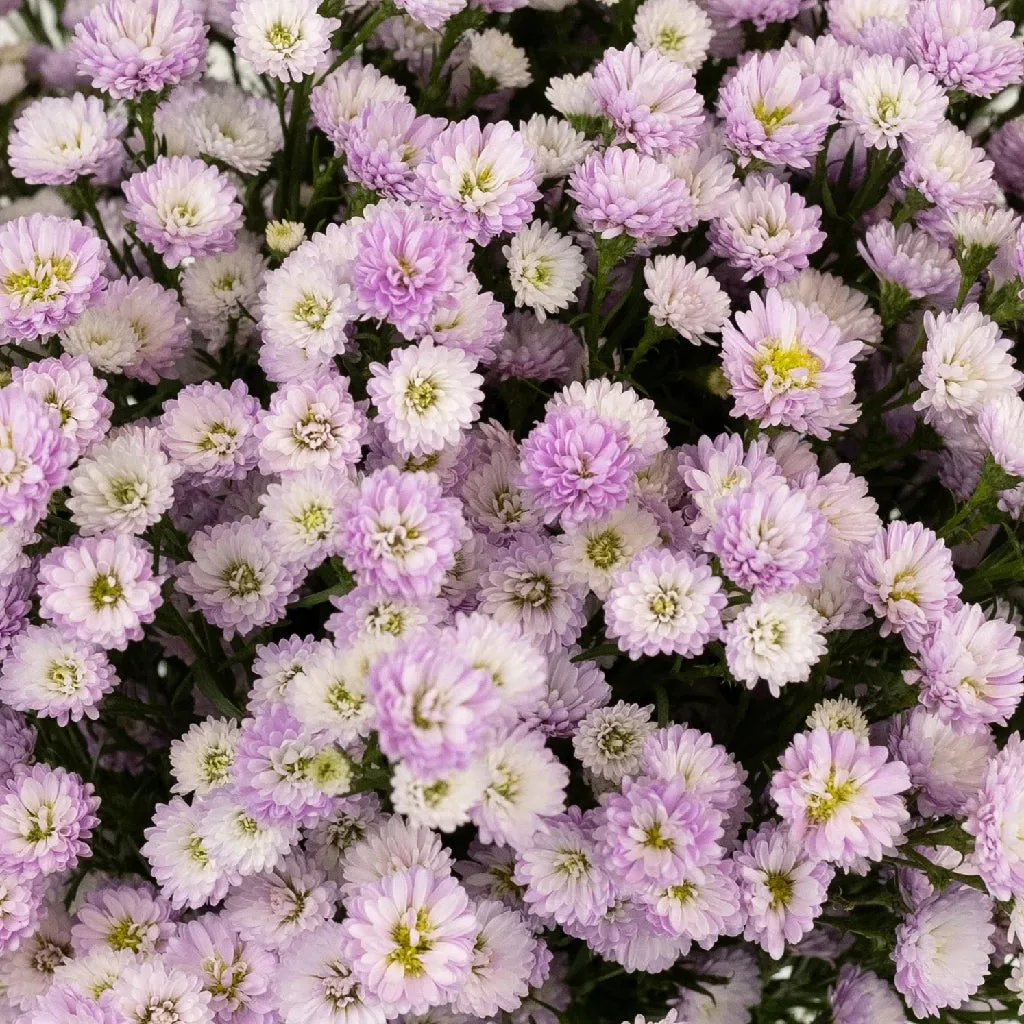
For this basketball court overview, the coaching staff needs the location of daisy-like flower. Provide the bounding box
[0,625,117,726]
[546,71,600,118]
[840,54,947,150]
[108,958,214,1024]
[771,727,911,869]
[310,63,408,149]
[777,267,882,357]
[417,118,540,244]
[518,114,594,178]
[265,219,306,255]
[178,517,301,639]
[633,0,714,69]
[71,882,174,958]
[978,392,1024,478]
[368,340,483,458]
[523,650,611,739]
[725,590,827,696]
[718,50,835,170]
[0,898,74,1010]
[260,469,352,570]
[643,255,731,345]
[830,965,906,1024]
[590,44,705,156]
[709,173,825,286]
[339,467,467,601]
[71,0,207,99]
[604,548,726,659]
[9,93,124,185]
[807,697,870,738]
[339,812,452,892]
[573,701,655,784]
[342,866,477,1015]
[734,822,834,959]
[232,0,339,81]
[182,84,284,175]
[569,146,695,242]
[122,156,242,268]
[38,534,163,650]
[670,947,761,1022]
[803,463,882,553]
[463,29,532,90]
[0,866,43,954]
[855,520,961,646]
[390,761,485,833]
[900,123,998,212]
[197,788,299,878]
[181,237,267,349]
[394,0,466,30]
[68,425,181,536]
[0,764,99,879]
[0,214,106,341]
[160,380,261,482]
[504,221,585,323]
[169,717,240,796]
[893,885,994,1018]
[859,221,960,308]
[326,585,447,646]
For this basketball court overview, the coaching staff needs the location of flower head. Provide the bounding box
[232,0,340,81]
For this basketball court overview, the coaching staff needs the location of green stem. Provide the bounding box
[322,1,397,80]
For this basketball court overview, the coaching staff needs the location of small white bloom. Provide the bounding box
[232,0,339,82]
[391,762,486,833]
[519,114,594,178]
[545,72,601,118]
[184,84,284,175]
[806,697,869,738]
[504,221,586,322]
[266,219,306,255]
[777,268,882,357]
[634,0,714,69]
[466,29,532,90]
[644,254,731,344]
[169,718,241,796]
[573,701,656,783]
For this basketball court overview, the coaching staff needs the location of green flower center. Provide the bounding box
[89,572,124,610]
[222,561,262,597]
[48,657,83,696]
[648,588,680,623]
[764,870,794,908]
[586,530,624,570]
[266,22,298,50]
[294,294,331,329]
[805,768,859,824]
[3,256,75,305]
[388,908,432,975]
[201,745,234,786]
[405,376,438,413]
[107,917,146,952]
[752,100,792,134]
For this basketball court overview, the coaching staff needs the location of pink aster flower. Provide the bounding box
[604,548,726,659]
[708,173,825,286]
[859,220,960,306]
[342,866,477,1015]
[309,62,409,150]
[0,866,43,952]
[177,517,302,639]
[900,123,998,212]
[0,214,106,341]
[706,0,813,29]
[734,822,834,959]
[718,51,835,170]
[830,965,910,1024]
[0,386,74,528]
[122,156,242,268]
[416,118,540,244]
[38,534,163,650]
[720,288,860,438]
[771,727,911,869]
[71,0,207,99]
[988,116,1024,195]
[395,0,467,30]
[568,146,694,243]
[590,44,705,156]
[0,764,99,880]
[978,392,1024,478]
[855,520,961,646]
[232,0,339,82]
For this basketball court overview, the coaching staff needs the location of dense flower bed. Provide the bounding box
[2,0,1024,1021]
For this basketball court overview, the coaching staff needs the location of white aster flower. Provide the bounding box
[644,254,731,344]
[573,701,656,784]
[232,0,340,82]
[391,761,487,833]
[198,789,299,878]
[806,697,870,737]
[634,0,714,69]
[545,72,601,118]
[108,959,213,1024]
[466,29,532,89]
[504,221,586,322]
[169,717,241,796]
[183,84,284,175]
[519,114,594,178]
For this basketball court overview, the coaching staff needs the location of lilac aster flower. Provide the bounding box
[590,44,705,156]
[521,650,611,738]
[641,860,742,946]
[908,0,1024,97]
[0,866,43,953]
[706,0,813,29]
[9,94,124,186]
[988,116,1024,195]
[0,567,33,660]
[978,392,1024,477]
[232,0,339,82]
[893,885,994,1018]
[70,881,174,957]
[520,407,639,526]
[71,0,207,99]
[0,708,35,784]
[38,534,163,650]
[900,123,998,213]
[178,517,302,639]
[368,631,499,776]
[342,866,477,1015]
[416,118,540,244]
[908,602,1024,727]
[597,777,723,892]
[0,214,106,341]
[338,467,467,601]
[855,520,961,646]
[24,981,123,1024]
[707,477,828,593]
[708,173,825,286]
[122,156,242,268]
[830,965,906,1024]
[0,386,73,528]
[771,727,911,868]
[720,288,860,438]
[309,62,409,150]
[859,221,959,305]
[604,548,726,659]
[734,822,834,959]
[395,0,467,30]
[718,51,835,170]
[568,146,694,243]
[0,764,99,879]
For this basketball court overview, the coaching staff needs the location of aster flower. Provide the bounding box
[0,707,35,784]
[893,885,994,1017]
[232,0,339,82]
[342,866,477,1015]
[199,789,299,878]
[855,520,961,645]
[490,313,583,383]
[9,93,124,186]
[771,727,911,868]
[900,123,998,212]
[840,54,947,149]
[169,718,240,797]
[259,469,352,570]
[670,947,761,1021]
[394,0,466,30]
[719,51,835,170]
[522,649,611,739]
[181,83,284,176]
[568,146,695,243]
[573,702,656,784]
[643,255,730,345]
[708,173,825,286]
[504,221,586,323]
[725,591,827,695]
[108,958,214,1024]
[830,964,907,1024]
[978,392,1024,477]
[339,467,467,601]
[326,585,447,647]
[178,517,302,639]
[0,866,43,955]
[71,0,207,99]
[859,221,960,308]
[518,114,594,178]
[122,156,242,268]
[416,118,540,244]
[777,268,882,356]
[0,214,106,341]
[591,44,705,156]
[734,822,834,959]
[0,624,117,726]
[633,0,713,69]
[70,882,173,958]
[310,63,409,149]
[38,534,163,650]
[462,29,532,90]
[368,340,483,458]
[181,237,267,349]
[339,812,453,892]
[803,464,882,553]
